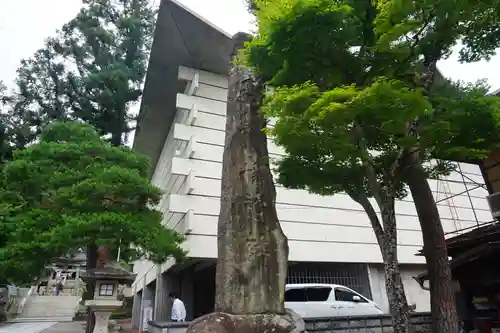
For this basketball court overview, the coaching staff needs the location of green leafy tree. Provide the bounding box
[8,2,156,325]
[245,0,500,332]
[0,82,7,106]
[11,0,154,147]
[0,47,73,154]
[0,82,15,164]
[0,121,185,285]
[52,0,155,145]
[54,3,156,322]
[0,82,38,283]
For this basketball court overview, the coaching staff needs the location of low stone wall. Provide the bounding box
[305,313,431,332]
[1,286,31,322]
[148,312,432,333]
[148,321,188,333]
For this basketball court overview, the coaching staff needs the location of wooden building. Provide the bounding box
[416,149,500,332]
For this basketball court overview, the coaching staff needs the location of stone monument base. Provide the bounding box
[86,300,123,333]
[185,310,306,333]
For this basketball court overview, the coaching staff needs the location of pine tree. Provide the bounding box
[12,0,155,146]
[7,1,158,329]
[0,121,185,285]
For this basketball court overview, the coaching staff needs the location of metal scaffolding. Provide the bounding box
[434,163,490,235]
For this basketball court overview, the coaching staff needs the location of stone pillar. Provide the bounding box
[154,266,166,321]
[75,266,81,297]
[147,285,156,311]
[138,284,155,331]
[93,310,112,333]
[155,273,179,321]
[138,278,147,331]
[180,270,194,321]
[143,285,155,315]
[131,287,142,329]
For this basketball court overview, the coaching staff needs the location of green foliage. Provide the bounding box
[9,0,155,146]
[247,7,500,329]
[0,121,185,284]
[426,81,500,160]
[266,79,433,199]
[0,0,159,286]
[246,0,500,203]
[0,83,12,164]
[247,0,500,90]
[246,0,364,87]
[374,0,500,63]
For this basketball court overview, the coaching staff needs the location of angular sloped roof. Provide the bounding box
[133,0,232,169]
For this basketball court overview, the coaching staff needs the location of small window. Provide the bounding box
[335,288,368,303]
[99,284,114,296]
[285,288,307,302]
[306,287,332,302]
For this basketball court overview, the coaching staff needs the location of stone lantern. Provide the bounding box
[82,261,136,333]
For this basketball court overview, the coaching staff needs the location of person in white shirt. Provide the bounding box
[169,291,186,322]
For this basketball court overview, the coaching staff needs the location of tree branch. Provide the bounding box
[348,190,386,249]
[353,124,384,206]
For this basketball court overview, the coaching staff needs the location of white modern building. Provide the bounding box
[131,0,492,326]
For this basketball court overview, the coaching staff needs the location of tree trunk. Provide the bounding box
[350,155,410,333]
[358,194,410,333]
[383,259,410,333]
[380,203,410,333]
[84,242,97,333]
[111,132,122,147]
[214,32,289,314]
[405,154,459,333]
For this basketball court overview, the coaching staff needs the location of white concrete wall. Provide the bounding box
[132,65,491,292]
[369,265,430,313]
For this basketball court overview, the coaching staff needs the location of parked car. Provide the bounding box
[284,283,383,318]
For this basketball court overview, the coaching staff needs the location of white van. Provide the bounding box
[284,283,383,318]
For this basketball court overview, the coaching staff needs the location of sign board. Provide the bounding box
[142,306,153,331]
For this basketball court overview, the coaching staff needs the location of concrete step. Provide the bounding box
[25,304,77,309]
[9,317,73,323]
[22,310,76,314]
[20,314,76,319]
[22,311,76,315]
[22,309,76,313]
[24,303,77,308]
[31,296,79,302]
[24,308,75,311]
[29,304,77,308]
[20,315,75,319]
[23,306,77,312]
[22,311,77,316]
[26,304,77,309]
[18,295,79,321]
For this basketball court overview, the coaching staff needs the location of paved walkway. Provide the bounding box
[41,322,85,333]
[0,320,133,333]
[0,322,57,333]
[0,321,85,333]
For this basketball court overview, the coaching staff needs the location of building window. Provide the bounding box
[99,284,114,296]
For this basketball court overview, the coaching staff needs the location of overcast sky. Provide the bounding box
[2,0,500,97]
